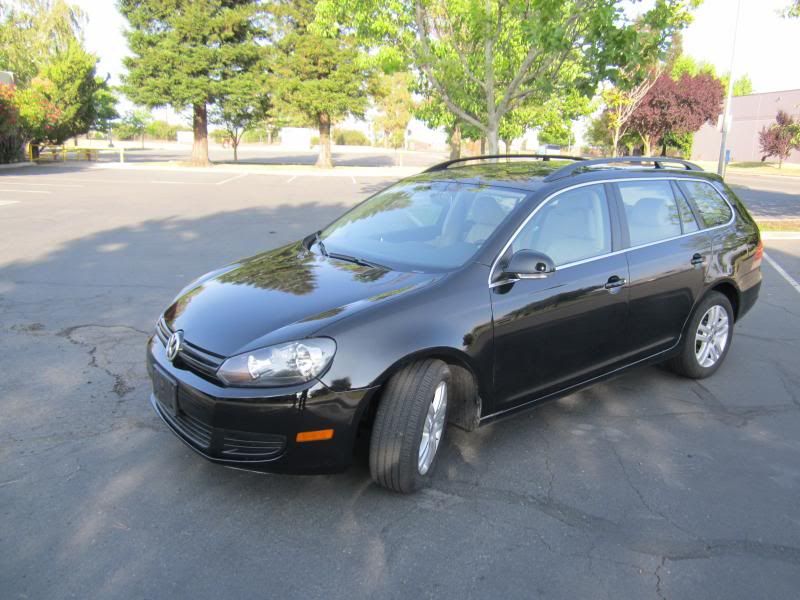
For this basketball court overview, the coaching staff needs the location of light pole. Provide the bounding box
[717,0,743,177]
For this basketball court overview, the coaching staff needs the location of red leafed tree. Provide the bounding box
[629,73,724,156]
[759,110,800,168]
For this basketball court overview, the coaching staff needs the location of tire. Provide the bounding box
[369,359,451,493]
[666,291,734,379]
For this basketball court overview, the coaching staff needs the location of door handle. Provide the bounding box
[604,275,626,290]
[691,253,705,266]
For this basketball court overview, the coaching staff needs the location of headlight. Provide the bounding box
[217,338,336,387]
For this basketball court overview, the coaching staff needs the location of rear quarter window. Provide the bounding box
[680,180,733,228]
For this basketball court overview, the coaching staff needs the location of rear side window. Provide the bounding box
[676,193,699,233]
[617,181,682,246]
[680,181,733,227]
[512,184,611,266]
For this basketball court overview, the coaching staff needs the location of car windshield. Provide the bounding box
[319,181,528,271]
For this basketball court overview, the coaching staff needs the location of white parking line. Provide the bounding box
[350,175,357,184]
[216,173,248,186]
[150,180,212,185]
[286,175,298,183]
[0,180,83,188]
[0,188,51,194]
[763,252,800,295]
[0,200,20,206]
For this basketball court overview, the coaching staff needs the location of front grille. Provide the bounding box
[221,431,286,461]
[160,404,213,449]
[156,318,225,380]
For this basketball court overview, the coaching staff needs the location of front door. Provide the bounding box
[490,183,629,412]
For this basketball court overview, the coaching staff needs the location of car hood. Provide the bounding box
[163,241,441,357]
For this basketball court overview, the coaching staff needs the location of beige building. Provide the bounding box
[692,89,800,164]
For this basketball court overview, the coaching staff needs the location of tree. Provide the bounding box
[0,0,85,85]
[374,72,415,149]
[15,40,100,146]
[628,73,724,156]
[210,72,270,161]
[119,0,267,166]
[414,96,462,159]
[271,0,373,168]
[759,110,800,168]
[91,79,119,143]
[0,83,24,162]
[317,0,696,154]
[784,1,799,17]
[116,109,152,148]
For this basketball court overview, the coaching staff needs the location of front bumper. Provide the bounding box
[146,336,378,474]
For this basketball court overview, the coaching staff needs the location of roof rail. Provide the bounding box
[423,153,584,173]
[543,156,704,182]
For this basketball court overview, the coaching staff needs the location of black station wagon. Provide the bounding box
[147,155,762,493]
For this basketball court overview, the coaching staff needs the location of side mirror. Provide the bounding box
[504,250,555,279]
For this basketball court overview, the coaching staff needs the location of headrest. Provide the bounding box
[470,194,506,226]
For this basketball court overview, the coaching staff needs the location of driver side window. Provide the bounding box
[512,184,612,267]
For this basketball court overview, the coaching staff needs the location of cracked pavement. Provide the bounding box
[1,165,799,599]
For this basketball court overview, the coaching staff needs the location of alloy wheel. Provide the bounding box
[695,305,730,368]
[418,381,447,475]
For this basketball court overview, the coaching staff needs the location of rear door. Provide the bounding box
[490,183,630,411]
[613,178,713,361]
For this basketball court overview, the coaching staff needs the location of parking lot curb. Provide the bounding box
[761,231,800,240]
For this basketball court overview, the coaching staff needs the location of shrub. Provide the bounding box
[334,129,369,146]
[0,83,24,163]
[145,120,188,141]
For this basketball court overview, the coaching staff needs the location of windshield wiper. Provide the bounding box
[327,252,389,271]
[311,230,328,257]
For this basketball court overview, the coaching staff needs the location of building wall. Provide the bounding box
[692,89,800,164]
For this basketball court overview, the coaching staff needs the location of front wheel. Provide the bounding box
[666,291,734,379]
[369,360,450,493]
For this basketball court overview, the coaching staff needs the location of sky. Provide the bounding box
[74,0,800,100]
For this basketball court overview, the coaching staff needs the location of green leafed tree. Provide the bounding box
[115,108,153,148]
[91,80,120,140]
[0,0,85,85]
[16,40,100,146]
[317,0,697,155]
[271,0,374,168]
[210,70,270,161]
[373,72,416,149]
[118,0,267,166]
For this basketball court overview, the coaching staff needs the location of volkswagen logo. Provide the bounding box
[166,330,184,362]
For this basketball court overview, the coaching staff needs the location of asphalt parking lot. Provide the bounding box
[1,164,800,599]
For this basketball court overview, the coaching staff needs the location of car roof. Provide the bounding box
[404,156,723,193]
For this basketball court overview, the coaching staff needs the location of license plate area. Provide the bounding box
[153,363,178,416]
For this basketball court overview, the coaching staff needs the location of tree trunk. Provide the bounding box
[480,137,486,154]
[611,127,621,157]
[191,103,210,166]
[486,120,499,155]
[316,112,333,169]
[449,124,461,160]
[504,139,512,155]
[233,139,239,162]
[640,134,651,157]
[141,133,145,149]
[267,129,272,145]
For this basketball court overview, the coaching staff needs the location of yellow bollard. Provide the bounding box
[62,146,67,162]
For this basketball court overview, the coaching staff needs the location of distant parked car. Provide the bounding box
[147,154,762,493]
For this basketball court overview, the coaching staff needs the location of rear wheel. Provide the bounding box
[369,360,450,493]
[667,291,734,379]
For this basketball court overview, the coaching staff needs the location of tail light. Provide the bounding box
[753,239,763,269]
